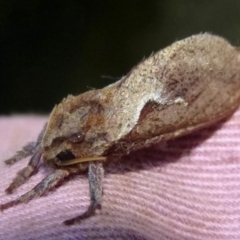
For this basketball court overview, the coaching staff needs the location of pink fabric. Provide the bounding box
[0,112,240,240]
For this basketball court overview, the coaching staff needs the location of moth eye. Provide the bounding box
[68,132,85,143]
[56,150,75,161]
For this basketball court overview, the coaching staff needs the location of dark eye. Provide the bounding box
[68,132,85,143]
[56,150,75,161]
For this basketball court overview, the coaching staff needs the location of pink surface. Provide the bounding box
[0,112,240,240]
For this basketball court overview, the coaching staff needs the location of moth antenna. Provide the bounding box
[4,123,47,165]
[4,142,37,165]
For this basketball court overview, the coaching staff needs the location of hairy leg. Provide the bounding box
[0,168,76,212]
[4,123,46,165]
[64,162,104,225]
[5,145,42,194]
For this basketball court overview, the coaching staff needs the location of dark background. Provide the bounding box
[1,0,240,114]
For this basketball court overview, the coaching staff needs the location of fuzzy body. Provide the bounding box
[2,33,240,225]
[42,33,240,164]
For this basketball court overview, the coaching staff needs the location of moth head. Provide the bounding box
[41,93,110,166]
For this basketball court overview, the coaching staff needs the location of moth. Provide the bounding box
[1,33,240,225]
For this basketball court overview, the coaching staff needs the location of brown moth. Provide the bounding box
[1,33,240,225]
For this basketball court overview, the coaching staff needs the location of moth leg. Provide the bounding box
[5,145,42,194]
[64,162,104,225]
[5,123,46,165]
[0,169,73,212]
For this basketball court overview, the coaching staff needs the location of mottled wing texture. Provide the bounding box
[106,34,240,156]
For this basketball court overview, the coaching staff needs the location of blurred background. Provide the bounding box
[1,0,240,114]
